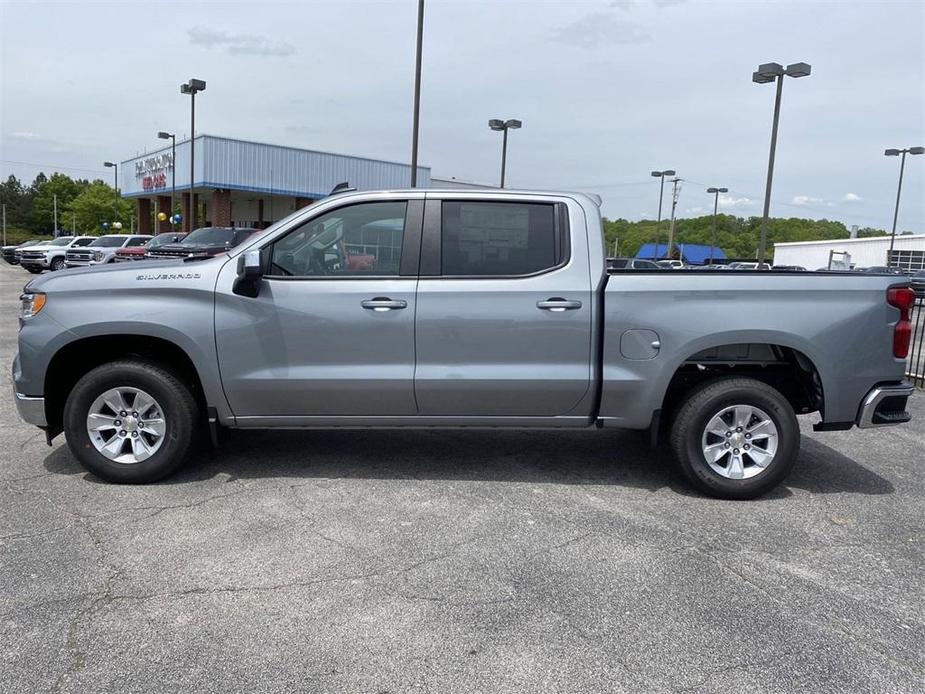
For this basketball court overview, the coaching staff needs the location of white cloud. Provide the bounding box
[10,131,41,140]
[792,195,824,206]
[685,206,705,215]
[842,192,864,203]
[549,12,650,47]
[718,195,755,209]
[188,26,295,57]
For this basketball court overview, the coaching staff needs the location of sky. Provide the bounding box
[1,0,923,231]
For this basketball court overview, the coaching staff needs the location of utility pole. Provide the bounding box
[410,0,425,187]
[2,204,6,246]
[72,212,76,234]
[666,177,682,257]
[53,194,58,236]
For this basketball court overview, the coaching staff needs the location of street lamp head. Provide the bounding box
[504,119,522,129]
[488,119,505,131]
[707,187,719,193]
[157,131,174,140]
[651,171,662,178]
[884,149,901,156]
[785,62,812,78]
[103,161,115,167]
[718,187,729,193]
[754,62,784,82]
[910,146,925,155]
[181,78,206,95]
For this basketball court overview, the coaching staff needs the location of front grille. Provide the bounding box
[66,251,93,262]
[20,252,48,261]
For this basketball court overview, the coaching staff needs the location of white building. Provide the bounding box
[772,234,925,271]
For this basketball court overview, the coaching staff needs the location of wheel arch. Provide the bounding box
[43,333,216,434]
[657,333,827,426]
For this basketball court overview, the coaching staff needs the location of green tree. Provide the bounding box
[67,180,134,233]
[0,174,33,230]
[31,172,86,233]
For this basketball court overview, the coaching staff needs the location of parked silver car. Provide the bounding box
[64,234,152,268]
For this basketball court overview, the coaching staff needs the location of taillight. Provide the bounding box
[887,286,915,358]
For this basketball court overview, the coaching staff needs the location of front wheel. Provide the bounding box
[670,377,799,499]
[63,360,199,483]
[50,257,65,271]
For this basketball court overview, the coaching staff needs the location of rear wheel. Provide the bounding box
[670,377,799,499]
[63,360,199,483]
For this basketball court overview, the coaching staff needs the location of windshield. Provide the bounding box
[609,258,628,268]
[89,236,126,248]
[915,270,925,278]
[148,234,183,248]
[73,237,95,247]
[49,237,74,246]
[182,228,237,246]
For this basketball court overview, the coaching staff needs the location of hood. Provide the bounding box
[25,255,226,291]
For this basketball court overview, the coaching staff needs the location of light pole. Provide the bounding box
[885,146,924,265]
[180,78,206,232]
[158,131,177,224]
[104,161,118,223]
[707,187,728,265]
[410,0,424,187]
[753,61,811,267]
[649,170,675,260]
[488,118,522,188]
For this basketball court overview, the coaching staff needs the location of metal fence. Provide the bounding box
[908,296,925,388]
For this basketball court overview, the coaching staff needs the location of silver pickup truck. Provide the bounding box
[12,189,916,498]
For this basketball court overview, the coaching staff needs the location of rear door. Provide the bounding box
[214,196,423,418]
[413,194,593,418]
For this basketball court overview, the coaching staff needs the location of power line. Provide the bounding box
[0,159,109,176]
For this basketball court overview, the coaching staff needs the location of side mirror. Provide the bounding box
[233,249,265,297]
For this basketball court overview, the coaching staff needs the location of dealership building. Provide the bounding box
[119,135,432,233]
[772,234,925,271]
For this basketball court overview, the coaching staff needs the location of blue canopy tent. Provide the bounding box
[636,243,727,265]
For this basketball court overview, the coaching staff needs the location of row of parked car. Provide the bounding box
[1,227,260,274]
[608,257,776,270]
[606,256,925,294]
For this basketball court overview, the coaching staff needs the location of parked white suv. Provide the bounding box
[65,234,152,268]
[19,236,97,273]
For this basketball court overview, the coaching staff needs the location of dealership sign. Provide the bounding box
[135,153,173,191]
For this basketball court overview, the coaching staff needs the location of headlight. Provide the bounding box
[94,251,105,262]
[20,292,46,319]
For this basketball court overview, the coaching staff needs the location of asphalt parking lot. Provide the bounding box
[1,261,923,694]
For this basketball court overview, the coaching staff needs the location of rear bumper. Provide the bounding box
[856,382,914,428]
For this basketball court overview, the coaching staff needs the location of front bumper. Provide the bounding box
[13,389,46,427]
[20,259,50,270]
[856,382,914,428]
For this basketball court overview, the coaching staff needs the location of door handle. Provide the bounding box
[536,298,582,312]
[361,297,407,311]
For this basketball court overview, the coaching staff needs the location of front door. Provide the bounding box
[214,197,423,419]
[413,196,593,418]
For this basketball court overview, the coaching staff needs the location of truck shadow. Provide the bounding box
[43,429,894,498]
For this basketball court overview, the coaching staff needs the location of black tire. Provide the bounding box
[670,377,799,499]
[50,257,65,271]
[63,360,199,483]
[25,267,42,274]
